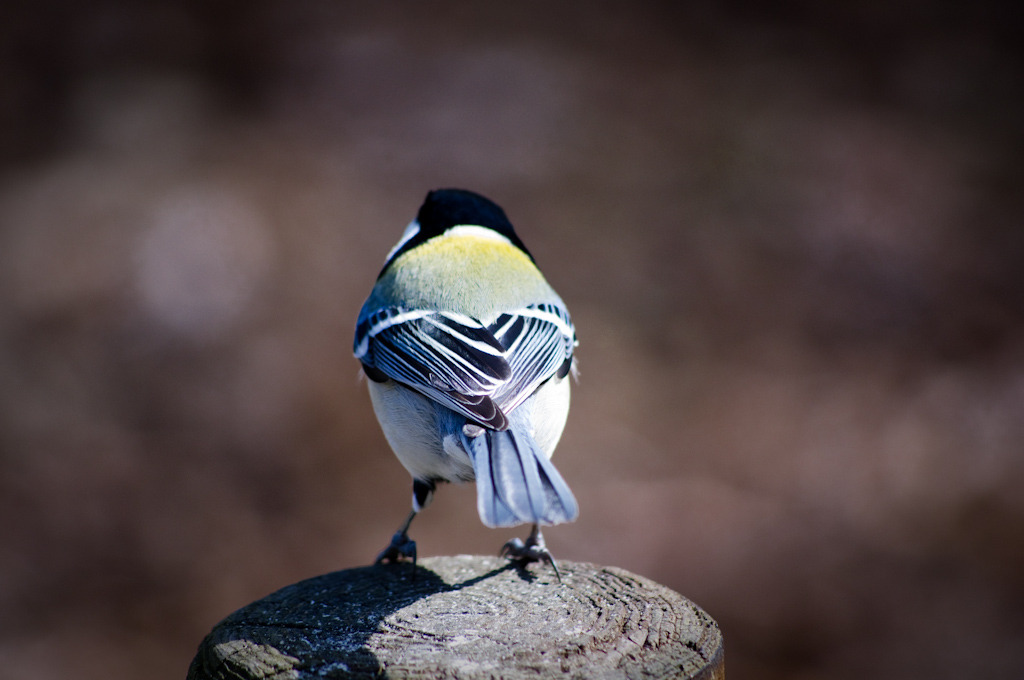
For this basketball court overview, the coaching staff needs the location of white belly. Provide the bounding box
[366,375,571,482]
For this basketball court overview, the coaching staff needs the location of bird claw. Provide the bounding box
[500,530,562,583]
[375,530,417,567]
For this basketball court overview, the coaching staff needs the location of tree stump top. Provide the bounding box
[188,555,724,679]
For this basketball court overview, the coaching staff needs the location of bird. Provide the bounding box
[353,188,579,579]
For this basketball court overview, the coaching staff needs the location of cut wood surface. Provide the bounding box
[187,555,724,679]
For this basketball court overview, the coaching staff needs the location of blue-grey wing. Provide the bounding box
[488,302,575,414]
[355,308,512,428]
[355,303,575,430]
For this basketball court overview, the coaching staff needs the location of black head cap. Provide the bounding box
[380,189,534,277]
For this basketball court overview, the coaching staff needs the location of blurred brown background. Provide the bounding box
[2,1,1023,678]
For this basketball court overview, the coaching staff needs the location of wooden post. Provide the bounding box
[187,555,724,679]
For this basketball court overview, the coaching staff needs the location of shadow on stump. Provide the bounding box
[188,560,519,678]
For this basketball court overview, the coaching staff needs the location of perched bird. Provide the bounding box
[354,188,579,578]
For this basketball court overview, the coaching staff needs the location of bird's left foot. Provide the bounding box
[500,525,562,582]
[375,530,417,566]
[375,509,419,574]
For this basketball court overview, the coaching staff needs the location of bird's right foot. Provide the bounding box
[500,525,562,582]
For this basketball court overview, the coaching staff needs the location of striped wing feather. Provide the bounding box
[355,304,574,430]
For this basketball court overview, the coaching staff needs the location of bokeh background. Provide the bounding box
[2,2,1023,678]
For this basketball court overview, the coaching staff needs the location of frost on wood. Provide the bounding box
[187,555,724,679]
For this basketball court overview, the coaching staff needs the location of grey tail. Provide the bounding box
[461,425,579,528]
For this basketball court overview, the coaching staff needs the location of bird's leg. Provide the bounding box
[501,523,562,582]
[375,508,419,565]
[375,479,435,568]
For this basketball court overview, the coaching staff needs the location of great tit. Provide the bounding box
[354,188,578,578]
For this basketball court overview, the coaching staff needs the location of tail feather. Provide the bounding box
[462,425,578,528]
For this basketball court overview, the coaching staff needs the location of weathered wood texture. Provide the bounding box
[187,555,724,679]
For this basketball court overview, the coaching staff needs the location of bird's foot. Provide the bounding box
[375,530,417,567]
[500,526,562,583]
